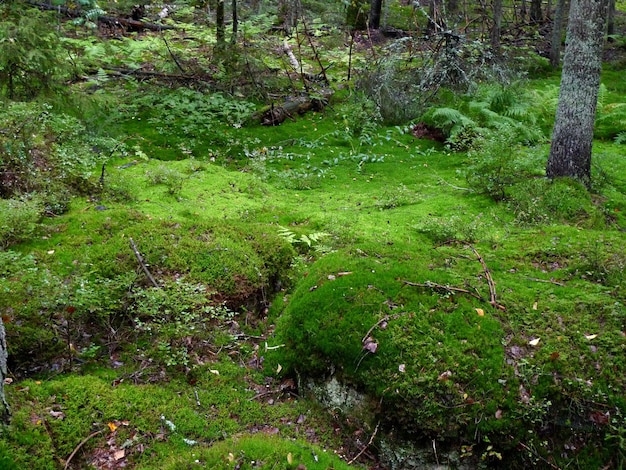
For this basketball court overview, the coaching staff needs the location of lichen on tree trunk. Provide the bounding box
[546,0,609,186]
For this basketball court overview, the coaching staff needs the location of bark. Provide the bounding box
[369,0,383,29]
[491,0,503,54]
[607,0,616,36]
[549,0,568,68]
[530,0,542,22]
[256,90,333,126]
[231,0,238,42]
[0,318,9,424]
[547,0,609,185]
[216,0,225,50]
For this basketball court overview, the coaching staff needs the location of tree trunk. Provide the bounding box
[530,0,542,22]
[549,0,568,68]
[0,318,9,424]
[546,0,609,185]
[491,0,503,54]
[216,0,225,50]
[231,0,238,43]
[369,0,383,29]
[607,0,616,36]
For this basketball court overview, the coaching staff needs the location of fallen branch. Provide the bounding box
[129,238,160,288]
[469,245,506,311]
[361,311,409,344]
[255,89,334,126]
[516,439,563,470]
[64,430,104,470]
[403,280,485,302]
[347,421,380,465]
[525,277,566,287]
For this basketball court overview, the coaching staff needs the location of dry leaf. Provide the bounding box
[475,308,485,317]
[549,351,560,361]
[228,453,235,462]
[529,338,540,347]
[3,378,13,385]
[363,337,378,354]
[337,272,353,277]
[437,370,452,382]
[287,452,293,464]
[49,410,65,420]
[276,364,282,374]
[532,301,538,310]
[209,369,220,375]
[108,422,118,432]
[398,364,406,373]
[584,334,598,340]
[327,275,336,281]
[495,409,503,419]
[114,449,125,461]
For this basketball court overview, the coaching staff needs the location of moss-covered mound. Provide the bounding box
[269,235,626,467]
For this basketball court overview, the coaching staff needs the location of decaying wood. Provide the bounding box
[256,89,333,126]
[28,1,176,31]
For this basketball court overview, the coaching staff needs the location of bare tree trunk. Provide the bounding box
[231,0,238,43]
[216,0,225,50]
[547,0,609,186]
[549,0,568,68]
[607,0,616,36]
[491,0,503,54]
[530,0,542,22]
[0,318,9,424]
[369,0,383,29]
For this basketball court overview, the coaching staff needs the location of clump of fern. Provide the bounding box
[420,85,546,150]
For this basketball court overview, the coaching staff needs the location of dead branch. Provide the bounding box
[255,89,333,126]
[361,311,409,344]
[129,238,160,288]
[64,430,104,470]
[403,280,486,302]
[525,277,566,287]
[468,245,506,311]
[348,421,380,465]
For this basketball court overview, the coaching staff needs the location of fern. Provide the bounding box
[615,131,626,145]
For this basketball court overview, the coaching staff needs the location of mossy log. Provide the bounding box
[256,90,333,126]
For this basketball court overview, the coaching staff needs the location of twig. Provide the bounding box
[516,439,562,470]
[525,277,566,287]
[161,31,186,75]
[361,311,408,344]
[347,421,380,465]
[468,245,506,311]
[129,238,160,288]
[64,430,104,470]
[403,280,485,302]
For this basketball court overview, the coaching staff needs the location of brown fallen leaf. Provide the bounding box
[114,449,125,461]
[437,370,452,382]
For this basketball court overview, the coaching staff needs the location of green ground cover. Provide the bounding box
[1,5,626,466]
